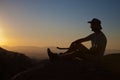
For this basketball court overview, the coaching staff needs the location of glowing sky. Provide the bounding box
[0,0,120,49]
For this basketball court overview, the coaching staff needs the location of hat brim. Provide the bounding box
[88,21,92,23]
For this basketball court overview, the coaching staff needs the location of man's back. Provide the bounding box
[89,31,107,58]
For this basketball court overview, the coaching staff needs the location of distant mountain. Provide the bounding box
[2,46,120,59]
[2,46,66,59]
[105,49,120,55]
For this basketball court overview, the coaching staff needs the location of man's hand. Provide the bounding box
[56,47,61,49]
[56,47,69,50]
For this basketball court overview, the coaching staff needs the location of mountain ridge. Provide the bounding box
[2,46,120,59]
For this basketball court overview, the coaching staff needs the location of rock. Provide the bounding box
[0,47,33,80]
[12,59,117,80]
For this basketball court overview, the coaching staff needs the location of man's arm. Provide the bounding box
[56,37,91,50]
[72,34,92,44]
[56,47,69,50]
[57,34,93,50]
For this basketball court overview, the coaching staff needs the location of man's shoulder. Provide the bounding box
[86,33,95,39]
[88,33,95,37]
[100,32,107,38]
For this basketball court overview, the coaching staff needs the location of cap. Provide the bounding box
[88,18,101,24]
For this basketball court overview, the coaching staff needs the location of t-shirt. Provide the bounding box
[87,31,107,57]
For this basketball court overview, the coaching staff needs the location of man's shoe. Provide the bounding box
[47,48,58,62]
[47,48,54,58]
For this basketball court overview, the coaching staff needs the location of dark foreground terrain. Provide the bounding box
[0,47,120,80]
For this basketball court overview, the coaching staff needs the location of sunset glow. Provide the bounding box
[0,24,5,45]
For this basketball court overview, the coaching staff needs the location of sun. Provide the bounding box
[0,23,6,46]
[0,38,5,46]
[0,38,5,45]
[0,36,5,46]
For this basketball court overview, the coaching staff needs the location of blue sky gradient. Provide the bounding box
[0,0,120,49]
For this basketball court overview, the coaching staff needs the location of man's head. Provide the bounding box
[88,18,102,32]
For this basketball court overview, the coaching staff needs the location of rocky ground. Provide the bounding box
[0,47,120,80]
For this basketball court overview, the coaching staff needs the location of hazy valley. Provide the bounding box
[2,46,120,59]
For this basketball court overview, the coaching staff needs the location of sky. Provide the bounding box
[0,0,120,50]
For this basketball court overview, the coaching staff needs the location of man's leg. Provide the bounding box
[64,43,89,54]
[47,44,90,61]
[59,43,89,60]
[64,42,77,53]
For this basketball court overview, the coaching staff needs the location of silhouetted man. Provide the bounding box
[47,18,107,62]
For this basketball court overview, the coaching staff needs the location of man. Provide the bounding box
[47,18,107,62]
